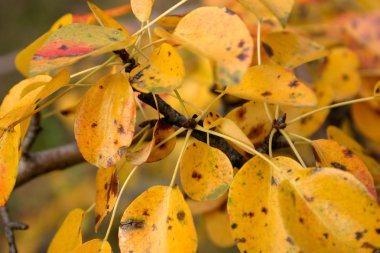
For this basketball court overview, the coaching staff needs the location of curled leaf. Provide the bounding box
[180,140,233,201]
[118,185,197,253]
[74,72,136,168]
[226,64,318,107]
[95,167,119,232]
[172,6,253,86]
[47,208,84,253]
[130,43,185,93]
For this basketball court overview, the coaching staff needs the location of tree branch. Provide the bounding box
[137,93,248,168]
[0,206,28,253]
[16,142,84,188]
[22,113,42,155]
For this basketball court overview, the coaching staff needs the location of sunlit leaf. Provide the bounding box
[30,23,132,75]
[118,185,197,253]
[95,167,119,232]
[47,208,84,253]
[226,64,318,107]
[283,80,333,137]
[262,31,327,69]
[228,156,301,253]
[71,239,112,253]
[312,139,377,198]
[0,69,70,131]
[180,140,233,201]
[74,72,136,168]
[225,101,272,145]
[351,102,380,144]
[279,168,380,252]
[0,128,20,207]
[171,6,253,86]
[88,2,130,35]
[238,0,294,27]
[319,48,360,102]
[204,207,234,248]
[327,125,380,184]
[130,43,185,93]
[131,0,154,22]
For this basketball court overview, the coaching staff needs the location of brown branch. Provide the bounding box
[0,206,28,253]
[16,142,84,188]
[137,93,248,168]
[22,113,42,155]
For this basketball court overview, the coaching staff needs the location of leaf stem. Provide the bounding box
[279,129,307,168]
[268,129,276,158]
[174,89,190,118]
[287,96,376,125]
[169,130,192,187]
[287,132,313,143]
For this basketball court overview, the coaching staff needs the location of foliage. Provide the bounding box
[1,0,380,252]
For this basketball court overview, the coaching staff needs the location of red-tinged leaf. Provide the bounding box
[95,167,119,232]
[226,64,318,107]
[71,239,112,253]
[171,6,253,86]
[279,168,380,252]
[0,128,20,207]
[30,23,133,75]
[118,185,197,253]
[47,208,84,253]
[312,139,377,198]
[74,72,136,168]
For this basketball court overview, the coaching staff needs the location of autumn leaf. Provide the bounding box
[226,64,318,107]
[47,208,84,253]
[131,0,155,22]
[70,239,112,253]
[351,102,380,144]
[204,207,234,248]
[29,23,133,75]
[279,168,380,252]
[74,72,136,168]
[95,167,119,232]
[180,140,233,201]
[130,43,185,93]
[170,6,253,86]
[118,185,197,253]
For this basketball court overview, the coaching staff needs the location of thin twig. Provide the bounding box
[0,206,28,253]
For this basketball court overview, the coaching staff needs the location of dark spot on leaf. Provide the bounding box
[107,157,113,167]
[142,209,149,216]
[343,149,354,158]
[376,228,380,234]
[237,53,248,61]
[191,171,202,181]
[288,80,299,88]
[234,238,246,243]
[231,223,238,229]
[109,37,118,42]
[104,183,108,190]
[177,210,185,221]
[331,162,347,171]
[323,233,329,239]
[248,123,264,139]
[99,85,104,89]
[304,195,315,202]
[238,40,245,48]
[355,231,365,240]
[114,140,119,145]
[168,225,172,230]
[99,153,103,160]
[286,236,295,245]
[149,76,155,80]
[59,44,68,50]
[120,219,145,231]
[237,107,247,120]
[342,74,349,81]
[262,42,274,57]
[152,224,157,231]
[226,47,231,51]
[168,51,171,56]
[299,217,304,223]
[271,177,278,186]
[91,122,98,128]
[261,207,268,215]
[261,91,272,97]
[95,214,101,223]
[118,124,126,134]
[243,212,254,218]
[117,146,128,157]
[225,8,235,15]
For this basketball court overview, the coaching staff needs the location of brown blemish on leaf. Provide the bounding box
[261,207,268,215]
[243,212,254,218]
[234,238,246,243]
[237,53,248,61]
[271,176,278,186]
[304,195,315,202]
[120,219,145,231]
[299,217,304,223]
[99,85,104,89]
[376,228,380,234]
[248,123,264,139]
[225,8,235,15]
[236,107,247,120]
[355,231,364,240]
[261,91,272,97]
[288,80,299,88]
[91,122,98,128]
[286,236,295,245]
[118,124,125,134]
[110,172,118,195]
[238,40,245,48]
[262,42,274,57]
[330,162,347,171]
[191,171,202,181]
[342,74,349,81]
[323,233,329,239]
[177,210,185,221]
[342,149,354,158]
[114,140,119,145]
[59,44,68,50]
[231,223,238,229]
[96,214,101,223]
[143,209,150,216]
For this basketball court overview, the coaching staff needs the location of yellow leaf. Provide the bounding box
[225,101,272,145]
[130,43,185,93]
[238,0,294,27]
[172,7,253,86]
[312,139,377,198]
[226,64,318,107]
[147,120,177,163]
[70,239,112,253]
[0,128,20,207]
[180,140,233,201]
[327,125,380,184]
[15,31,53,77]
[283,79,333,137]
[204,208,234,248]
[351,102,380,144]
[74,72,136,168]
[118,185,197,253]
[131,0,154,22]
[262,31,328,69]
[47,208,84,253]
[50,14,73,31]
[228,156,301,253]
[156,15,183,28]
[95,167,119,232]
[321,48,361,102]
[88,2,130,35]
[279,168,380,252]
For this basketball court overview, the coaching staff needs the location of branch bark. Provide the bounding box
[0,206,28,253]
